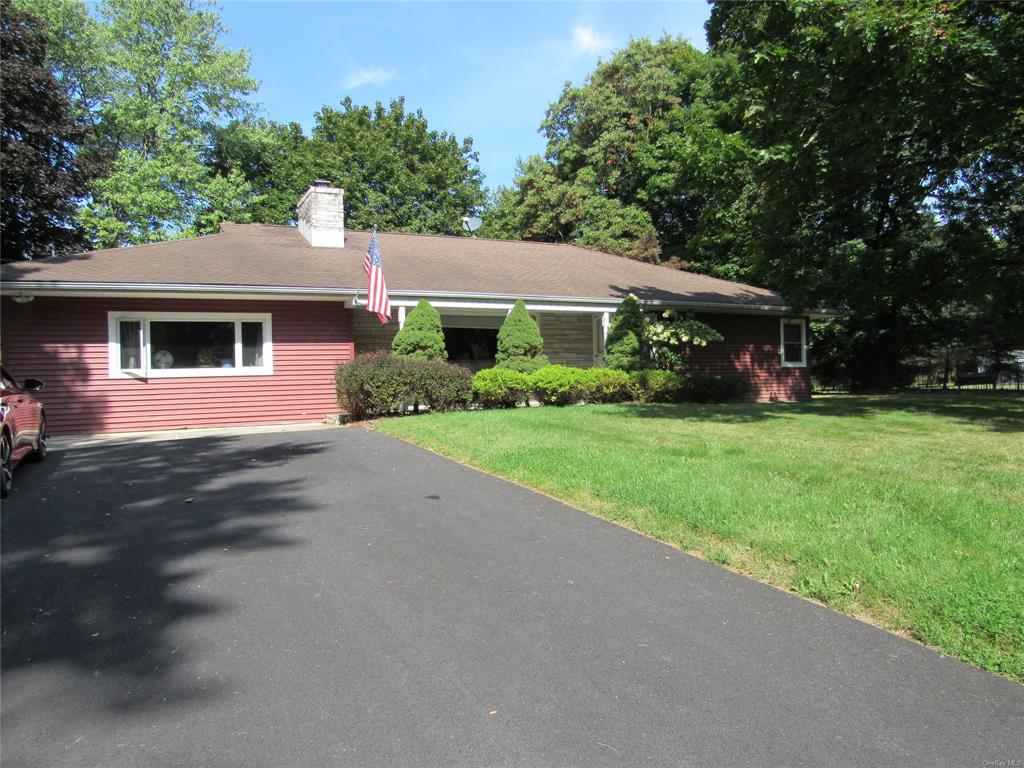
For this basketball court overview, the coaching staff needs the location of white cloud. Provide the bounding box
[571,26,613,57]
[343,67,397,90]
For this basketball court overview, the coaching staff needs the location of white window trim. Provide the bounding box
[780,318,808,368]
[107,311,274,379]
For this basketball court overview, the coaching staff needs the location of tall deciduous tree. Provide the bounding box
[484,37,749,268]
[479,156,660,262]
[1,0,95,260]
[305,98,486,234]
[706,0,1024,387]
[21,0,259,247]
[212,99,487,234]
[205,119,309,225]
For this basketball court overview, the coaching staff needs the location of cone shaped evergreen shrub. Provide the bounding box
[495,299,549,372]
[604,294,652,371]
[392,299,447,361]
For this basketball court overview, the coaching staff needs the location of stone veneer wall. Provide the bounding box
[352,310,400,353]
[538,313,598,368]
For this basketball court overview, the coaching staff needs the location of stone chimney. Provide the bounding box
[297,180,344,247]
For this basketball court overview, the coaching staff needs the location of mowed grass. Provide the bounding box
[376,393,1024,681]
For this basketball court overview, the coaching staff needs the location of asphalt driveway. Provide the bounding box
[2,428,1021,767]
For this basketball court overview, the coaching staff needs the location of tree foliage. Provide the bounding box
[483,37,751,269]
[705,0,1024,387]
[205,119,309,225]
[21,0,259,247]
[214,99,487,234]
[480,156,660,262]
[1,0,97,260]
[495,300,549,372]
[491,5,1023,389]
[308,98,485,234]
[392,299,447,361]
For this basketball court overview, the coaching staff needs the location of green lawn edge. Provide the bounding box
[375,393,1024,683]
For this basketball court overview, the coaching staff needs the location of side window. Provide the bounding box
[781,319,807,368]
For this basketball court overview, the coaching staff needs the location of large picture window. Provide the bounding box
[108,312,273,378]
[780,318,807,368]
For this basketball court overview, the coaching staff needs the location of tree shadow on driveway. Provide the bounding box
[1,435,326,716]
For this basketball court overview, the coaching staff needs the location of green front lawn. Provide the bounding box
[376,393,1024,681]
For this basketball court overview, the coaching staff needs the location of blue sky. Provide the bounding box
[219,2,712,190]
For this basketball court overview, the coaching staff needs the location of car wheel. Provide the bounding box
[1,430,12,499]
[31,415,47,462]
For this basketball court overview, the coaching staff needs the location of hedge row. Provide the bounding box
[337,354,750,421]
[473,365,749,407]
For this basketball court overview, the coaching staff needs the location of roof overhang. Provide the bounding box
[1,280,837,319]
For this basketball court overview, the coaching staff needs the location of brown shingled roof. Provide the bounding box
[1,223,786,308]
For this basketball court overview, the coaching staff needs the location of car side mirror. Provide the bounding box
[22,378,45,392]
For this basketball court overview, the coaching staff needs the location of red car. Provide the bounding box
[1,366,47,498]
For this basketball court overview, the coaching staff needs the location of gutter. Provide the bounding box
[1,280,837,318]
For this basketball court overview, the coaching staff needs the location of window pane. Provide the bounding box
[119,320,142,369]
[783,322,804,364]
[150,321,234,369]
[241,322,264,367]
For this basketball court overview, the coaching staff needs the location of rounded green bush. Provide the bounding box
[336,352,471,420]
[416,360,473,411]
[473,368,531,408]
[579,368,632,403]
[336,352,415,419]
[392,299,447,361]
[530,365,588,406]
[627,369,684,403]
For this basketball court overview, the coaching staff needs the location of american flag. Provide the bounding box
[363,229,391,324]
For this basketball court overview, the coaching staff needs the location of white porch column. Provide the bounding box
[397,305,406,330]
[601,311,610,345]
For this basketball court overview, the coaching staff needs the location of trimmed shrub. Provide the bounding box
[392,299,447,361]
[604,294,653,371]
[336,352,471,420]
[530,365,588,406]
[627,369,684,403]
[679,374,750,403]
[579,368,632,403]
[336,352,415,420]
[495,299,549,372]
[416,360,473,412]
[473,368,531,408]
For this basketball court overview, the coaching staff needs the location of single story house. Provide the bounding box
[1,183,819,435]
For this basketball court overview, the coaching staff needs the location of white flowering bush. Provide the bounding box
[644,310,724,371]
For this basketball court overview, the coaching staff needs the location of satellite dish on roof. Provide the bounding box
[462,215,482,237]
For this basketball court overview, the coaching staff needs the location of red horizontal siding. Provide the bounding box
[1,297,354,435]
[684,314,811,402]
